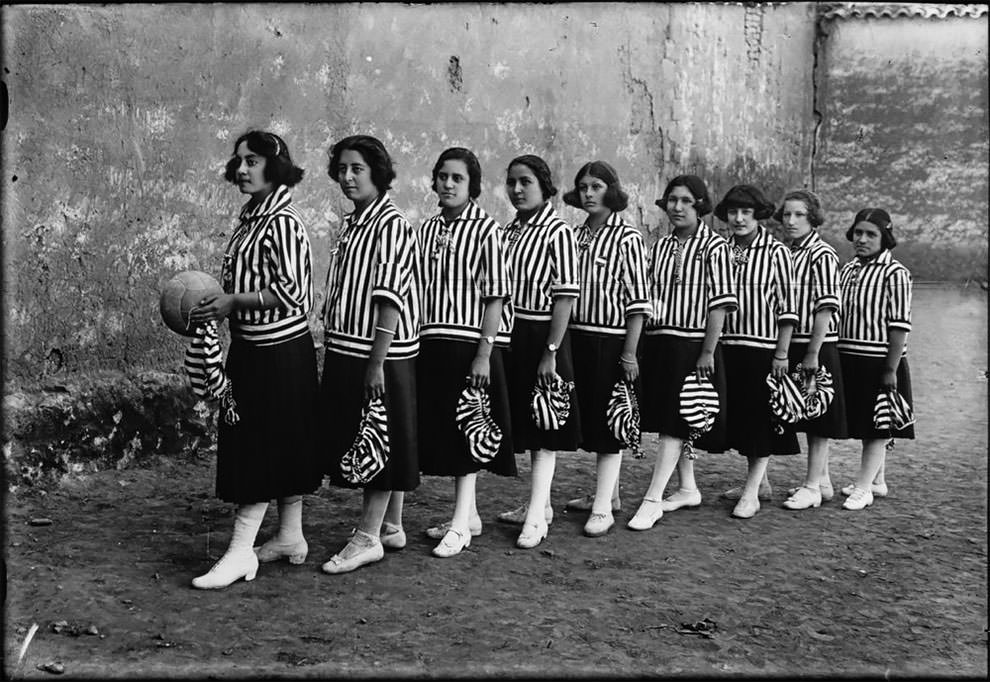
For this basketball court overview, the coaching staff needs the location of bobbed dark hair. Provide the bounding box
[846,207,897,249]
[655,174,713,217]
[713,184,775,222]
[432,147,482,200]
[562,160,629,212]
[506,154,558,201]
[772,189,825,227]
[327,134,396,194]
[224,130,304,187]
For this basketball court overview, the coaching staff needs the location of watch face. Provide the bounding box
[548,343,557,352]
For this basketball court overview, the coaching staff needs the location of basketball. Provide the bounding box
[159,270,223,337]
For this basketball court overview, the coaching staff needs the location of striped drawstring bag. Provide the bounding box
[455,386,503,464]
[795,364,835,421]
[606,380,642,458]
[678,374,720,460]
[765,371,805,435]
[340,397,390,485]
[531,374,575,431]
[873,389,915,450]
[183,320,239,426]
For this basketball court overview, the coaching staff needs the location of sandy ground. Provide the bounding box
[4,284,987,679]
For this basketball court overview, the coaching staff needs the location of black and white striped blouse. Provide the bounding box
[321,193,422,360]
[645,221,738,340]
[504,202,579,322]
[788,230,841,343]
[722,226,798,349]
[222,184,313,346]
[572,211,651,336]
[419,200,514,345]
[838,249,912,357]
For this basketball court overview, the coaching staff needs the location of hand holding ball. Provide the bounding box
[160,271,224,337]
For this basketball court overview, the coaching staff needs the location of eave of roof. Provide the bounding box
[819,3,988,20]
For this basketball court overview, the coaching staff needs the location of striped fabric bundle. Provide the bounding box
[797,364,835,420]
[606,380,642,458]
[765,371,805,434]
[340,398,390,485]
[678,374,720,459]
[455,386,503,464]
[531,374,575,431]
[183,320,239,425]
[873,389,915,432]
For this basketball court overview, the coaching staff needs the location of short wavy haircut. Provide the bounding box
[506,154,557,201]
[562,160,629,212]
[327,134,395,194]
[224,130,304,187]
[656,174,712,217]
[772,189,825,227]
[713,184,775,222]
[432,147,482,199]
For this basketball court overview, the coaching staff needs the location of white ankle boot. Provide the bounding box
[192,550,259,589]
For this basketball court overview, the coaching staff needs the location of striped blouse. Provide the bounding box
[221,184,313,346]
[419,200,514,345]
[838,249,912,357]
[788,230,841,342]
[645,221,738,340]
[504,202,579,321]
[321,193,422,360]
[722,226,798,349]
[572,211,651,336]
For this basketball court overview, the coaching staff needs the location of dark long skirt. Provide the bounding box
[640,334,727,453]
[572,330,640,455]
[839,352,915,440]
[320,350,420,491]
[217,333,323,504]
[723,345,801,458]
[417,339,516,477]
[505,319,582,453]
[786,340,849,438]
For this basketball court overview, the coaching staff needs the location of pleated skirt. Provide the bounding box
[216,333,323,504]
[417,338,517,477]
[320,350,420,491]
[722,345,801,458]
[839,352,916,441]
[505,319,582,453]
[640,334,728,452]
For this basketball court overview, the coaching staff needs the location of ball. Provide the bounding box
[159,270,223,337]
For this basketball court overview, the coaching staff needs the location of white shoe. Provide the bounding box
[583,512,615,537]
[790,481,834,502]
[497,503,553,525]
[566,494,622,513]
[254,538,308,564]
[782,486,822,510]
[322,531,384,574]
[380,522,407,551]
[660,488,702,512]
[723,481,772,501]
[731,497,760,519]
[432,528,471,558]
[516,520,548,549]
[841,482,888,498]
[842,486,874,511]
[627,498,663,531]
[192,550,259,590]
[425,516,483,540]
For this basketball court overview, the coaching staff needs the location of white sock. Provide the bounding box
[593,453,622,514]
[227,502,268,555]
[275,496,304,545]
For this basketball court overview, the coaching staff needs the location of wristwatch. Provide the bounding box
[481,335,495,345]
[546,342,558,353]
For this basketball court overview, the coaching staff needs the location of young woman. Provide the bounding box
[630,175,737,531]
[417,147,516,558]
[715,185,800,519]
[319,135,422,572]
[188,130,321,589]
[561,161,650,536]
[837,208,914,510]
[496,154,580,549]
[776,190,848,510]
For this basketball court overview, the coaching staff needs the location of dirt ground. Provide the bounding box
[4,284,987,679]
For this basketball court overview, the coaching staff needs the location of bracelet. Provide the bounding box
[375,326,396,335]
[257,291,265,309]
[619,355,637,365]
[773,354,787,361]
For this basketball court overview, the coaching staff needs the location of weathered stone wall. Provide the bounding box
[814,14,989,280]
[3,2,817,387]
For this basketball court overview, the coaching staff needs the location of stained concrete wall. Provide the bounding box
[814,14,989,280]
[2,2,818,388]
